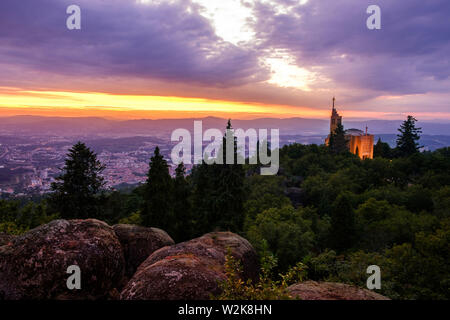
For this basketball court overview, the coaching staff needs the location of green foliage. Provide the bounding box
[246,206,317,270]
[374,138,393,158]
[329,192,356,252]
[243,175,290,222]
[396,115,422,156]
[1,117,448,300]
[48,142,105,219]
[433,186,450,218]
[118,211,142,225]
[217,243,307,300]
[327,251,389,295]
[192,120,246,235]
[354,198,438,251]
[302,249,339,280]
[302,220,450,300]
[246,139,271,175]
[141,146,174,231]
[0,200,58,235]
[101,187,144,224]
[329,123,348,155]
[404,184,434,213]
[394,220,450,299]
[0,221,28,235]
[172,162,194,242]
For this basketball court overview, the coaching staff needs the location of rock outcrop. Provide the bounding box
[288,281,390,300]
[1,222,392,301]
[0,233,15,246]
[112,224,174,277]
[120,254,226,300]
[121,231,259,300]
[0,219,125,300]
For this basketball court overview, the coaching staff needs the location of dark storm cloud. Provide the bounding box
[0,0,267,87]
[250,0,450,94]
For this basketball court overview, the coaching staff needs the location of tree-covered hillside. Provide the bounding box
[1,117,449,299]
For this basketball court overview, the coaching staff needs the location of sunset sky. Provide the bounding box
[0,0,449,120]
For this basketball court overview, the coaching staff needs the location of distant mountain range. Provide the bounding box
[0,115,449,136]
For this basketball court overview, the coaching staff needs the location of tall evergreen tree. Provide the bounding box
[217,120,246,231]
[191,161,213,236]
[49,142,105,219]
[248,139,272,175]
[374,138,392,158]
[141,146,174,230]
[396,115,422,156]
[192,120,246,235]
[329,123,348,154]
[256,139,271,163]
[172,162,193,241]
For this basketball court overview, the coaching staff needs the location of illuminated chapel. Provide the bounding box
[325,97,374,159]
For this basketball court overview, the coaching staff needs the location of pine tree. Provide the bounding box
[191,161,213,236]
[172,162,193,241]
[192,120,246,234]
[141,146,174,230]
[216,120,246,231]
[329,123,347,154]
[248,140,272,175]
[256,139,271,163]
[374,138,392,158]
[396,115,422,156]
[49,142,105,219]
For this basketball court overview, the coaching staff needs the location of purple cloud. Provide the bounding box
[0,0,449,117]
[250,0,450,94]
[0,0,267,88]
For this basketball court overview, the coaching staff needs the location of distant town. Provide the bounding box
[0,133,322,196]
[0,135,172,196]
[1,116,449,197]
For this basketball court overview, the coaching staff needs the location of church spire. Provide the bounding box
[330,96,342,134]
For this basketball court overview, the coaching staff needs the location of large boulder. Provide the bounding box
[141,232,259,282]
[288,281,390,300]
[0,233,15,246]
[112,224,174,278]
[0,219,125,300]
[121,232,259,300]
[121,254,226,300]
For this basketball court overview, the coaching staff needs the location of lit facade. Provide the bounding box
[325,98,374,159]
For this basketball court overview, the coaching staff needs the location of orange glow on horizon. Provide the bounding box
[0,87,449,121]
[0,88,329,120]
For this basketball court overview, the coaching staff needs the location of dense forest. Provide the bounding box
[1,116,449,300]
